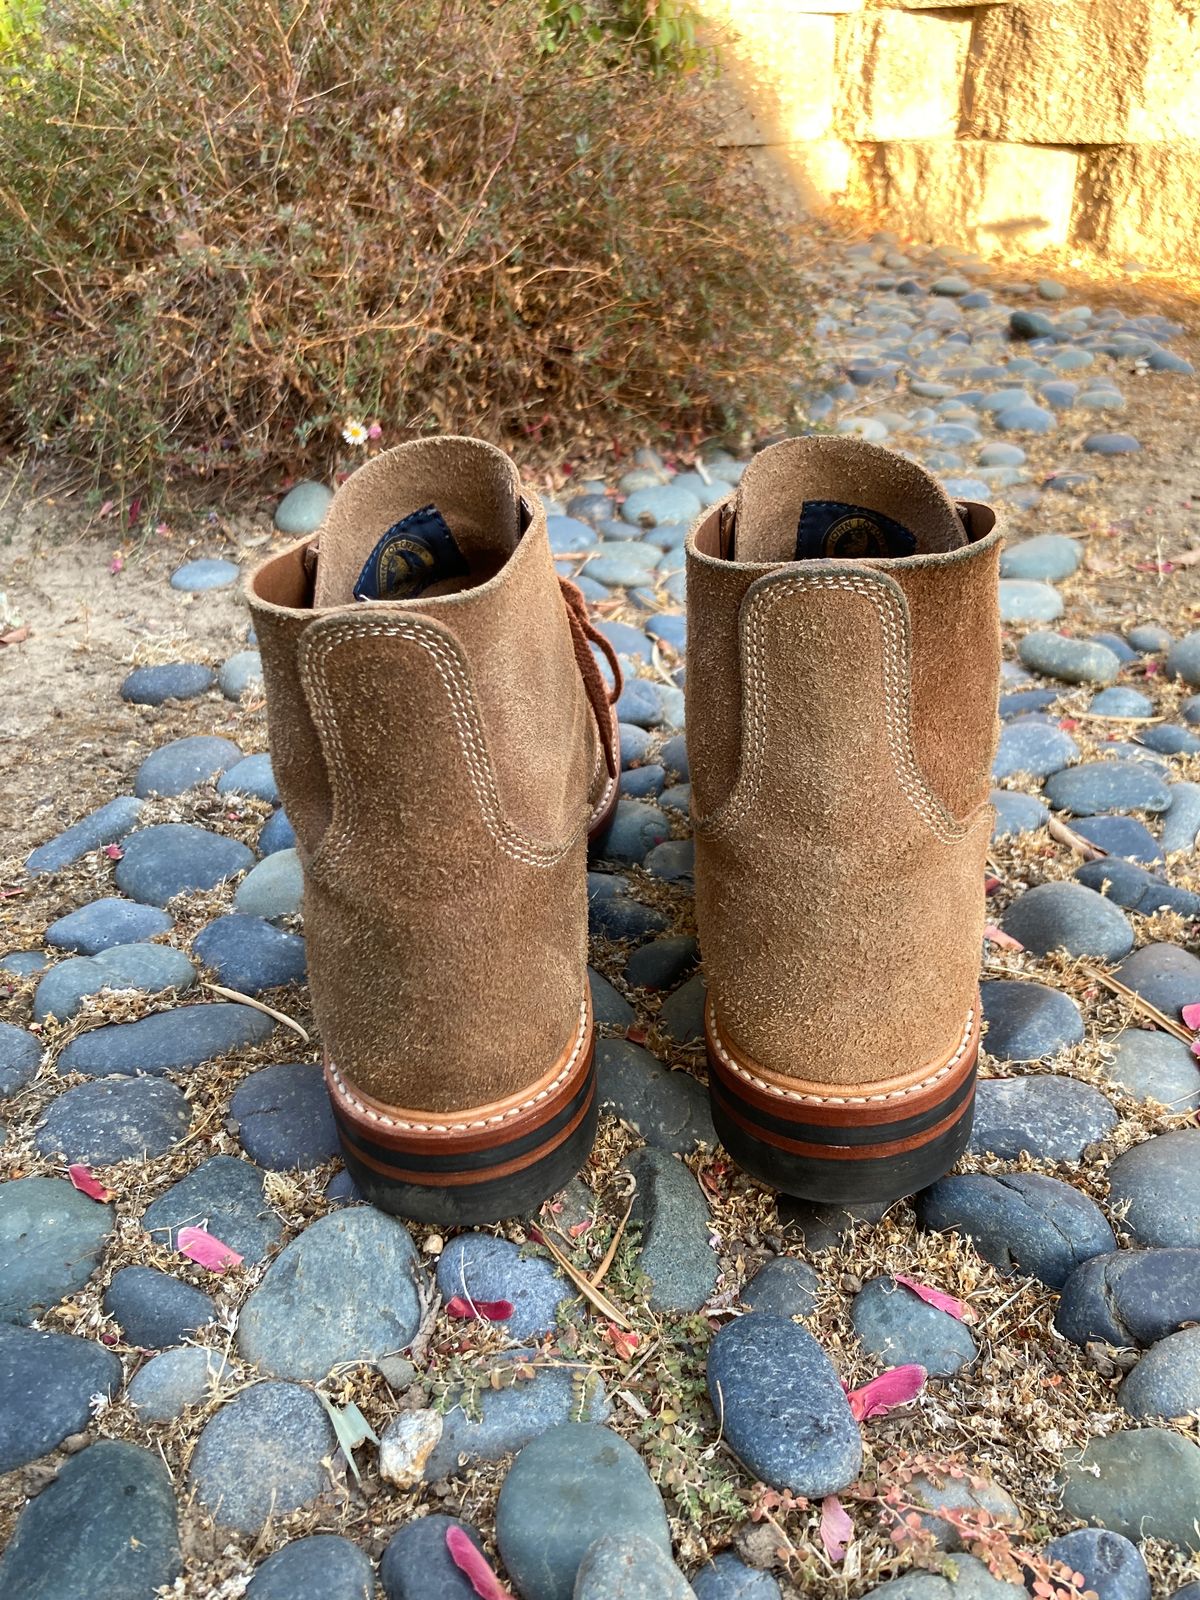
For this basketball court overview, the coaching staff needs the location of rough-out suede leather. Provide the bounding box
[247,438,609,1115]
[686,436,1002,1088]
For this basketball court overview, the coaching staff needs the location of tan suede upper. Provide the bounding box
[248,438,609,1115]
[686,436,1002,1088]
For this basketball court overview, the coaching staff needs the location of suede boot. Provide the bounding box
[247,438,620,1223]
[686,436,1001,1203]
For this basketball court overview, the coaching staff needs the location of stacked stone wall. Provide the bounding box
[696,0,1200,270]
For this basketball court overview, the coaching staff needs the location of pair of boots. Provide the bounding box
[247,435,1001,1225]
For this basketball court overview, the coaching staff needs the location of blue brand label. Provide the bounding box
[795,500,917,561]
[353,504,469,601]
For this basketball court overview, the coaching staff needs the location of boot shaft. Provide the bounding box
[686,436,1001,1196]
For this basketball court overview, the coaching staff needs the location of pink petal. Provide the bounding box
[445,1294,514,1322]
[102,844,123,860]
[845,1364,927,1422]
[445,1526,512,1599]
[894,1274,974,1324]
[1182,1003,1200,1030]
[177,1225,243,1272]
[983,924,1024,951]
[820,1494,854,1563]
[67,1164,114,1203]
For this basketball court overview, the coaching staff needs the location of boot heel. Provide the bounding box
[328,997,598,1225]
[705,999,979,1205]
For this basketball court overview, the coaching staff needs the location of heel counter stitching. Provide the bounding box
[300,617,585,870]
[698,571,970,846]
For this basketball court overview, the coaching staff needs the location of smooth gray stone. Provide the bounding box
[45,898,172,955]
[258,808,297,855]
[115,823,254,906]
[1043,1529,1150,1600]
[189,1381,340,1533]
[1070,815,1162,863]
[742,1256,819,1319]
[903,1471,1020,1552]
[0,1323,122,1469]
[217,751,278,803]
[274,480,333,535]
[134,734,242,798]
[589,872,669,942]
[0,950,47,978]
[590,968,634,1029]
[141,1155,283,1264]
[998,534,1080,581]
[867,1551,1025,1596]
[1076,857,1200,919]
[1113,944,1200,1023]
[692,1553,782,1599]
[380,1514,488,1600]
[420,1355,610,1480]
[235,848,303,920]
[33,942,196,1023]
[1108,1130,1200,1247]
[1161,782,1200,852]
[1043,761,1170,817]
[979,979,1084,1062]
[0,1176,114,1323]
[622,484,703,527]
[644,837,693,882]
[26,796,145,875]
[1061,1428,1200,1550]
[852,1275,977,1377]
[128,1346,229,1423]
[597,1041,714,1154]
[969,1074,1115,1160]
[436,1232,571,1341]
[1001,881,1132,961]
[627,1147,718,1312]
[574,1533,695,1599]
[58,1003,274,1077]
[659,972,707,1047]
[237,1208,423,1380]
[593,798,671,863]
[1018,631,1120,686]
[170,557,239,590]
[990,789,1048,840]
[623,934,697,989]
[1055,1248,1200,1348]
[916,1171,1115,1287]
[1088,686,1154,718]
[1099,1030,1200,1110]
[36,1076,191,1164]
[496,1424,672,1600]
[1119,1325,1200,1418]
[998,580,1062,623]
[0,1020,40,1098]
[193,913,306,994]
[103,1266,215,1348]
[230,1060,339,1170]
[777,1197,890,1252]
[1127,624,1172,653]
[219,648,264,699]
[0,1440,181,1600]
[992,717,1078,781]
[120,662,215,705]
[707,1314,861,1495]
[248,1535,374,1600]
[1167,633,1200,689]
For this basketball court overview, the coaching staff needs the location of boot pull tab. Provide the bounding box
[558,578,622,781]
[718,501,737,561]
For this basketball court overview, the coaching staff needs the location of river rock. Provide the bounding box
[916,1172,1115,1287]
[189,1380,342,1533]
[0,1175,114,1323]
[0,1324,122,1469]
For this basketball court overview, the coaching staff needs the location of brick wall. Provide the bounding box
[696,0,1200,271]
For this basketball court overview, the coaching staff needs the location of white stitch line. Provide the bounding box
[327,999,589,1133]
[300,618,585,870]
[702,573,967,846]
[710,1005,976,1106]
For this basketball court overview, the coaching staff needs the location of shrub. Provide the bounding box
[0,0,806,501]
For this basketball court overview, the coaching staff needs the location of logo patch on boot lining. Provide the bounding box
[353,504,469,601]
[795,500,917,561]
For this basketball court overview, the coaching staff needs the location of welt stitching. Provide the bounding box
[327,999,589,1132]
[301,619,582,869]
[711,1004,976,1105]
[702,573,966,845]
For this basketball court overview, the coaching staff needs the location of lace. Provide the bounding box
[559,577,622,780]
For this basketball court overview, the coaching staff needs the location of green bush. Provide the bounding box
[0,0,806,499]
